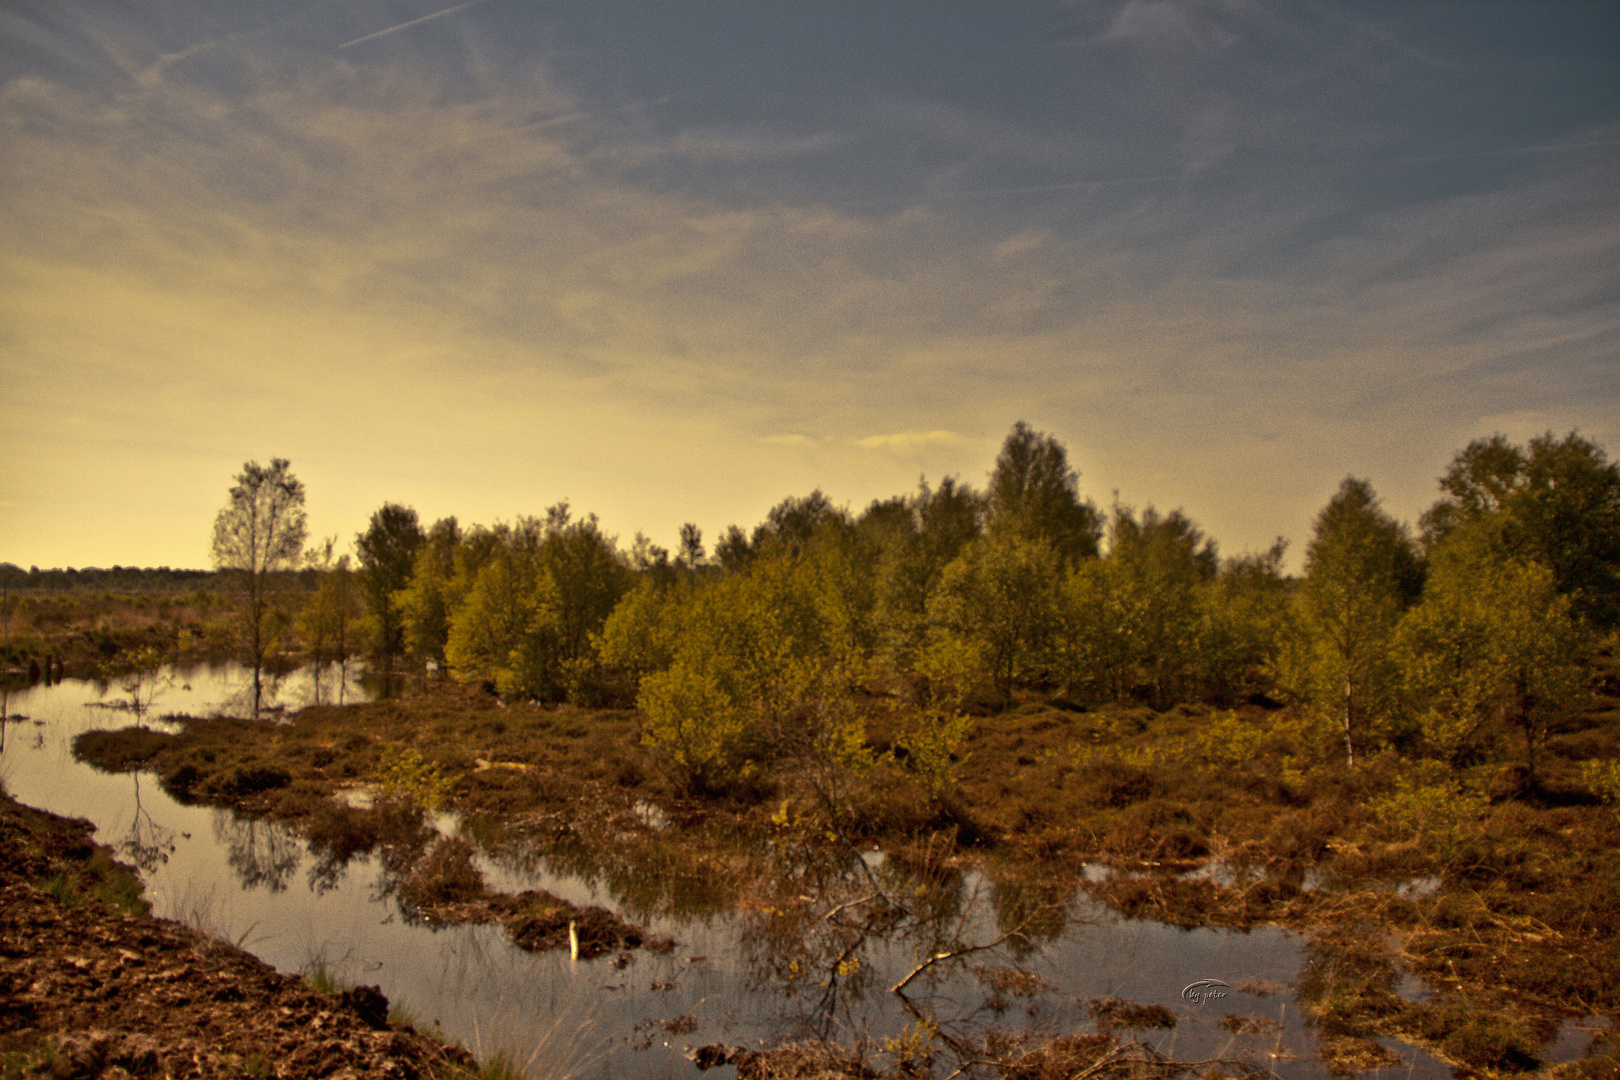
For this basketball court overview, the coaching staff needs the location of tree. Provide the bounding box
[638,660,750,794]
[1287,478,1419,765]
[540,504,634,698]
[874,477,984,674]
[297,538,363,705]
[986,422,1102,566]
[1198,540,1291,706]
[753,490,843,558]
[623,534,874,793]
[1397,522,1588,774]
[1099,505,1218,707]
[101,645,170,729]
[677,523,706,569]
[1055,505,1234,707]
[397,517,462,672]
[598,576,685,678]
[629,531,673,585]
[444,522,550,697]
[442,508,631,702]
[715,525,754,572]
[926,531,1061,704]
[356,503,424,688]
[212,458,307,718]
[1423,431,1620,627]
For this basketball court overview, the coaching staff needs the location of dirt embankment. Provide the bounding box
[0,791,479,1079]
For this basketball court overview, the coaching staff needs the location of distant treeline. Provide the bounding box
[0,564,218,592]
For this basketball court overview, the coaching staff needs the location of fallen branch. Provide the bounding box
[889,928,1027,996]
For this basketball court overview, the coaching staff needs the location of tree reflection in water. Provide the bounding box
[739,826,1073,1061]
[989,873,1074,961]
[214,810,301,893]
[120,772,177,875]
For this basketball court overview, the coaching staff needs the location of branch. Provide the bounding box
[823,892,883,924]
[889,928,1027,995]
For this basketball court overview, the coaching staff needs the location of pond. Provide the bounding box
[0,666,1453,1079]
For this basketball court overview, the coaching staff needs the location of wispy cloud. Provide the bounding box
[338,0,485,50]
[856,431,964,451]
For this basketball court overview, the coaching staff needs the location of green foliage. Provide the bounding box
[302,955,350,994]
[356,502,425,669]
[872,476,984,672]
[1185,710,1267,769]
[473,1054,530,1080]
[397,517,463,667]
[750,489,843,557]
[1283,477,1418,765]
[378,745,455,812]
[297,541,363,701]
[446,526,543,691]
[596,578,682,677]
[883,1017,939,1072]
[34,848,149,916]
[926,530,1061,702]
[1367,761,1488,863]
[1199,540,1292,704]
[540,503,636,682]
[1424,431,1620,627]
[1055,505,1216,707]
[37,873,81,908]
[898,709,973,794]
[638,662,751,792]
[444,509,630,701]
[1068,710,1264,774]
[0,1035,64,1080]
[1054,557,1127,702]
[633,542,868,793]
[98,644,171,726]
[1396,524,1589,769]
[1579,758,1620,804]
[986,421,1103,566]
[1110,506,1216,707]
[212,459,308,575]
[914,631,989,713]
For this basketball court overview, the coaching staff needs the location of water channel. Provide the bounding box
[0,665,1452,1079]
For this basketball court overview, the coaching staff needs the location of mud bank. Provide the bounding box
[0,791,478,1079]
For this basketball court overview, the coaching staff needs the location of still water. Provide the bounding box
[0,666,1447,1079]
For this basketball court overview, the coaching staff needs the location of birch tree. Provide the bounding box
[212,458,307,718]
[1288,478,1418,765]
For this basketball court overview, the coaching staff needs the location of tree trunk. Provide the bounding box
[1342,671,1355,767]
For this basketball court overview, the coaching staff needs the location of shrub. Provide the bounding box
[377,745,455,811]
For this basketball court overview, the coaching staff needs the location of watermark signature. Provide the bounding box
[1181,979,1231,1005]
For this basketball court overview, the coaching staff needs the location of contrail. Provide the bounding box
[339,0,486,49]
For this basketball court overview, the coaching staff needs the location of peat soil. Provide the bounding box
[0,790,480,1079]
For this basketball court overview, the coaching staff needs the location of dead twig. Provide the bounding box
[890,927,1029,995]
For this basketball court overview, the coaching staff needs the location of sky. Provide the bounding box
[1,0,1616,571]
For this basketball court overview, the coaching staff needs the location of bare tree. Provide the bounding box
[212,459,307,718]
